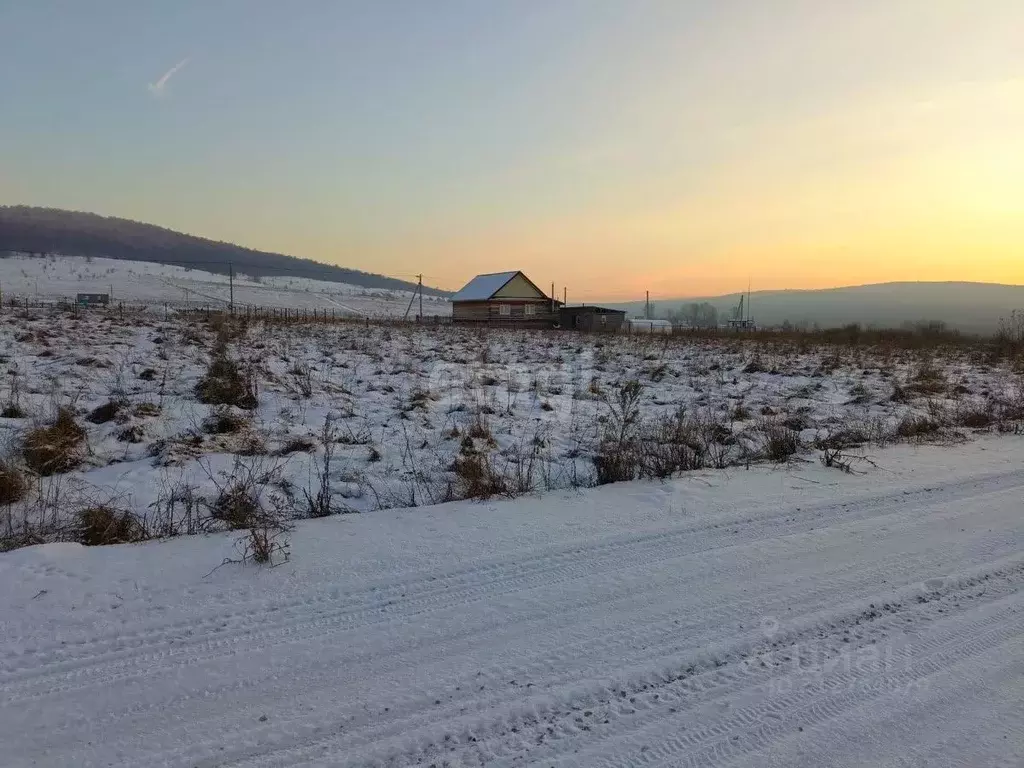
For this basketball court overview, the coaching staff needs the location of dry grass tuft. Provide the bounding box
[22,408,87,476]
[203,408,247,435]
[0,459,28,505]
[76,506,148,546]
[453,452,507,499]
[209,483,262,530]
[196,346,258,410]
[757,418,801,462]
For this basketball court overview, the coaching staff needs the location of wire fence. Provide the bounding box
[0,293,456,327]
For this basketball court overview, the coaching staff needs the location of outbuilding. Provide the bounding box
[558,305,627,332]
[76,292,110,306]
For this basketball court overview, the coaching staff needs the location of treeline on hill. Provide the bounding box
[0,206,447,295]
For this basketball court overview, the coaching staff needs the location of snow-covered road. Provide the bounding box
[2,439,1022,767]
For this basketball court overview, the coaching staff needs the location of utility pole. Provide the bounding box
[646,290,650,319]
[563,287,567,306]
[229,262,235,315]
[402,283,416,320]
[551,282,555,314]
[417,274,423,320]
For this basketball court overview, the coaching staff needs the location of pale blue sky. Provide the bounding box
[1,1,1021,296]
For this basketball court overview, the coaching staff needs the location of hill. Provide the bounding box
[0,252,451,317]
[0,206,445,296]
[608,282,1024,334]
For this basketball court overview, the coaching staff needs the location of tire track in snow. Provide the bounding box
[3,468,1020,690]
[166,563,1024,768]
[22,541,1017,737]
[626,606,1023,768]
[2,471,1020,704]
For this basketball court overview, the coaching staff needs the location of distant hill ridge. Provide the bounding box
[607,281,1024,334]
[0,206,446,295]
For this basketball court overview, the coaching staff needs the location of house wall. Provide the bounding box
[453,299,558,327]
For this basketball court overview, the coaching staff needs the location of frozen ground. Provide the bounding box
[0,253,451,317]
[1,437,1022,767]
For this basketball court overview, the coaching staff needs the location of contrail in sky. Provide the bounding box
[148,57,190,96]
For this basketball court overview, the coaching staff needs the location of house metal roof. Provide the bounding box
[450,271,520,302]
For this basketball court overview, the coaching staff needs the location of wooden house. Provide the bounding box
[451,271,559,327]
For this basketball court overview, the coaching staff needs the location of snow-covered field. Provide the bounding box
[1,437,1022,767]
[0,253,451,317]
[1,308,1022,546]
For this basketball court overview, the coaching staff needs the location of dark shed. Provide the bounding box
[558,305,627,332]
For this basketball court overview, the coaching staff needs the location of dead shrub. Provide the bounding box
[275,435,316,456]
[640,411,706,478]
[731,402,751,420]
[742,352,767,374]
[467,414,492,440]
[148,478,205,537]
[895,414,942,440]
[116,424,146,443]
[76,506,148,546]
[203,408,247,434]
[202,456,287,531]
[133,402,161,418]
[303,416,353,517]
[0,459,28,505]
[453,452,507,499]
[237,434,269,456]
[243,523,290,565]
[781,413,810,431]
[2,374,25,419]
[593,380,644,485]
[820,447,853,473]
[758,418,801,462]
[814,426,869,450]
[405,388,433,411]
[22,408,87,476]
[648,363,669,382]
[196,346,258,410]
[209,483,262,530]
[908,359,946,395]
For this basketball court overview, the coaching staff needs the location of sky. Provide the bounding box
[1,1,1022,300]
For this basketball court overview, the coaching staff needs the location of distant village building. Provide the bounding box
[558,305,627,332]
[76,292,110,306]
[450,271,560,327]
[725,318,757,331]
[625,317,673,335]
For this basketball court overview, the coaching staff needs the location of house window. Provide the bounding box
[600,314,607,326]
[499,304,511,316]
[524,304,536,316]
